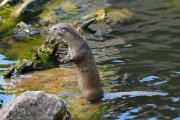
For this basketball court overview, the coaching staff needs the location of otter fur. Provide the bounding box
[49,23,103,101]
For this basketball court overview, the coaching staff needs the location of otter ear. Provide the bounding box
[61,27,66,33]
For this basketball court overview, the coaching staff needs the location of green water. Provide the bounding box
[0,0,180,119]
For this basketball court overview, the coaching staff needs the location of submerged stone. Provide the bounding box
[0,91,70,120]
[3,59,37,78]
[106,8,134,24]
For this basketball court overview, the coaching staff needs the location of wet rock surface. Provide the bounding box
[3,59,37,78]
[3,36,68,77]
[0,91,70,120]
[13,21,39,39]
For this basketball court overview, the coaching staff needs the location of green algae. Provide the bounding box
[165,0,180,11]
[3,35,47,60]
[106,8,134,24]
[0,10,16,39]
[66,97,103,120]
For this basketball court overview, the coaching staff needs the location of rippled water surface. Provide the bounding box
[0,0,180,119]
[101,0,180,119]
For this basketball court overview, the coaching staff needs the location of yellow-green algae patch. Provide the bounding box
[4,66,111,94]
[0,7,17,36]
[5,67,77,95]
[106,8,134,24]
[65,96,103,120]
[3,66,113,119]
[165,0,180,10]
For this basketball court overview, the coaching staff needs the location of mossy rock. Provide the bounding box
[106,8,134,24]
[60,1,77,13]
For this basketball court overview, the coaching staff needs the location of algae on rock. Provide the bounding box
[3,7,133,78]
[3,36,64,77]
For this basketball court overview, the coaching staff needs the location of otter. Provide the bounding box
[49,23,103,102]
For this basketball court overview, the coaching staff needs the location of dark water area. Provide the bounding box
[101,0,180,119]
[0,0,180,119]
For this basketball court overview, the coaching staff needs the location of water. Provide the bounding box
[0,0,180,119]
[100,0,180,119]
[0,54,16,107]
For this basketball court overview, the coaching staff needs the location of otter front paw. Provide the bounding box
[60,56,71,63]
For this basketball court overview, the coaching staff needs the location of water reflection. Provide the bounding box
[0,93,15,107]
[139,75,159,82]
[0,54,16,108]
[0,76,15,108]
[123,43,132,48]
[117,107,141,120]
[104,91,168,100]
[112,59,125,63]
[102,0,180,119]
[151,80,167,86]
[0,54,16,65]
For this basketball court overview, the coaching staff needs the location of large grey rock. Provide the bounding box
[0,91,70,120]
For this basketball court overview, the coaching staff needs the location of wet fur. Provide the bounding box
[49,23,103,101]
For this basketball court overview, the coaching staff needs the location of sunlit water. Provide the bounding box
[0,0,180,119]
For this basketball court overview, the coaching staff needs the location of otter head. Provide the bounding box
[48,23,83,46]
[48,23,71,37]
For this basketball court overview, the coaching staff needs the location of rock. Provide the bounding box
[3,59,40,78]
[3,37,65,78]
[13,21,39,39]
[75,9,105,31]
[106,8,134,24]
[3,37,66,78]
[0,91,70,120]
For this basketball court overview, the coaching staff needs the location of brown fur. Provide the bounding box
[49,23,103,101]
